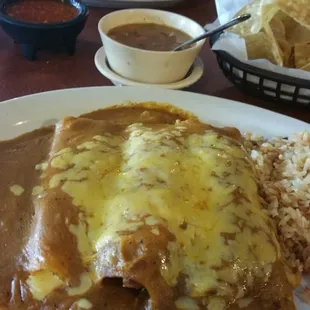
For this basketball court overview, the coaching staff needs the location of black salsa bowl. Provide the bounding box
[0,0,89,60]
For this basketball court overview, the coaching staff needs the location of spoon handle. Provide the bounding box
[174,14,251,51]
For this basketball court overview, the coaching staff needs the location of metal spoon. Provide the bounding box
[173,14,251,52]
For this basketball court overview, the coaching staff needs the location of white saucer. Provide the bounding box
[94,47,204,89]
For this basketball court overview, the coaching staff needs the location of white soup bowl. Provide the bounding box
[98,9,205,84]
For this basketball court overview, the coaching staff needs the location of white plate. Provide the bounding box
[94,47,204,90]
[0,86,308,140]
[0,86,309,309]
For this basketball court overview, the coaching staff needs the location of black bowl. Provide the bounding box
[0,0,89,60]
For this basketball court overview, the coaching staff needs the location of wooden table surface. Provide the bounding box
[0,0,309,123]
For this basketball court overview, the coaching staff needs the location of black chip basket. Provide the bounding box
[210,32,310,107]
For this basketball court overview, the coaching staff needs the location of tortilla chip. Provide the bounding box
[245,31,281,65]
[278,39,293,66]
[274,10,310,44]
[232,0,279,36]
[267,17,294,66]
[263,20,284,66]
[275,10,298,31]
[269,17,286,41]
[287,46,296,68]
[294,42,310,68]
[288,23,310,45]
[301,63,310,71]
[229,0,310,70]
[275,0,310,30]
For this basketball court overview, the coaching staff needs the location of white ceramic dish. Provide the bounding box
[0,86,309,309]
[94,46,204,89]
[98,9,206,84]
[0,87,308,139]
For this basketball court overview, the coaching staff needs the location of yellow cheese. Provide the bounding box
[151,227,160,235]
[35,161,48,180]
[67,272,93,296]
[207,298,226,310]
[54,147,73,156]
[10,184,24,196]
[75,298,93,309]
[32,186,44,196]
[43,122,279,303]
[51,150,74,169]
[26,270,64,300]
[35,162,48,171]
[175,297,199,310]
[69,215,93,261]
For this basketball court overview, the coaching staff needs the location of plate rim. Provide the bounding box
[0,86,308,141]
[0,85,308,125]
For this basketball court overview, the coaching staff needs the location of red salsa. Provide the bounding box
[6,0,79,23]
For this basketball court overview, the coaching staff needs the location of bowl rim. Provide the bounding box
[98,8,206,55]
[0,0,89,29]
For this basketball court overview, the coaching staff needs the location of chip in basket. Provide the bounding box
[231,0,279,36]
[277,12,310,44]
[270,17,296,67]
[263,18,285,65]
[301,63,310,71]
[275,0,310,29]
[294,42,310,69]
[244,32,280,64]
[231,0,310,71]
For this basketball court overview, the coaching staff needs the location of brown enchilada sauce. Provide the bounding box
[107,23,192,51]
[0,105,296,310]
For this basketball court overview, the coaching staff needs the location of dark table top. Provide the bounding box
[0,0,309,123]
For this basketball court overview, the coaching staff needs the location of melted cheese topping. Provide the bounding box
[10,184,24,196]
[75,298,93,309]
[175,297,199,309]
[36,122,280,303]
[26,270,64,300]
[67,273,93,296]
[32,185,44,196]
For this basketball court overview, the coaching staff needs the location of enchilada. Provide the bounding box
[0,103,298,309]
